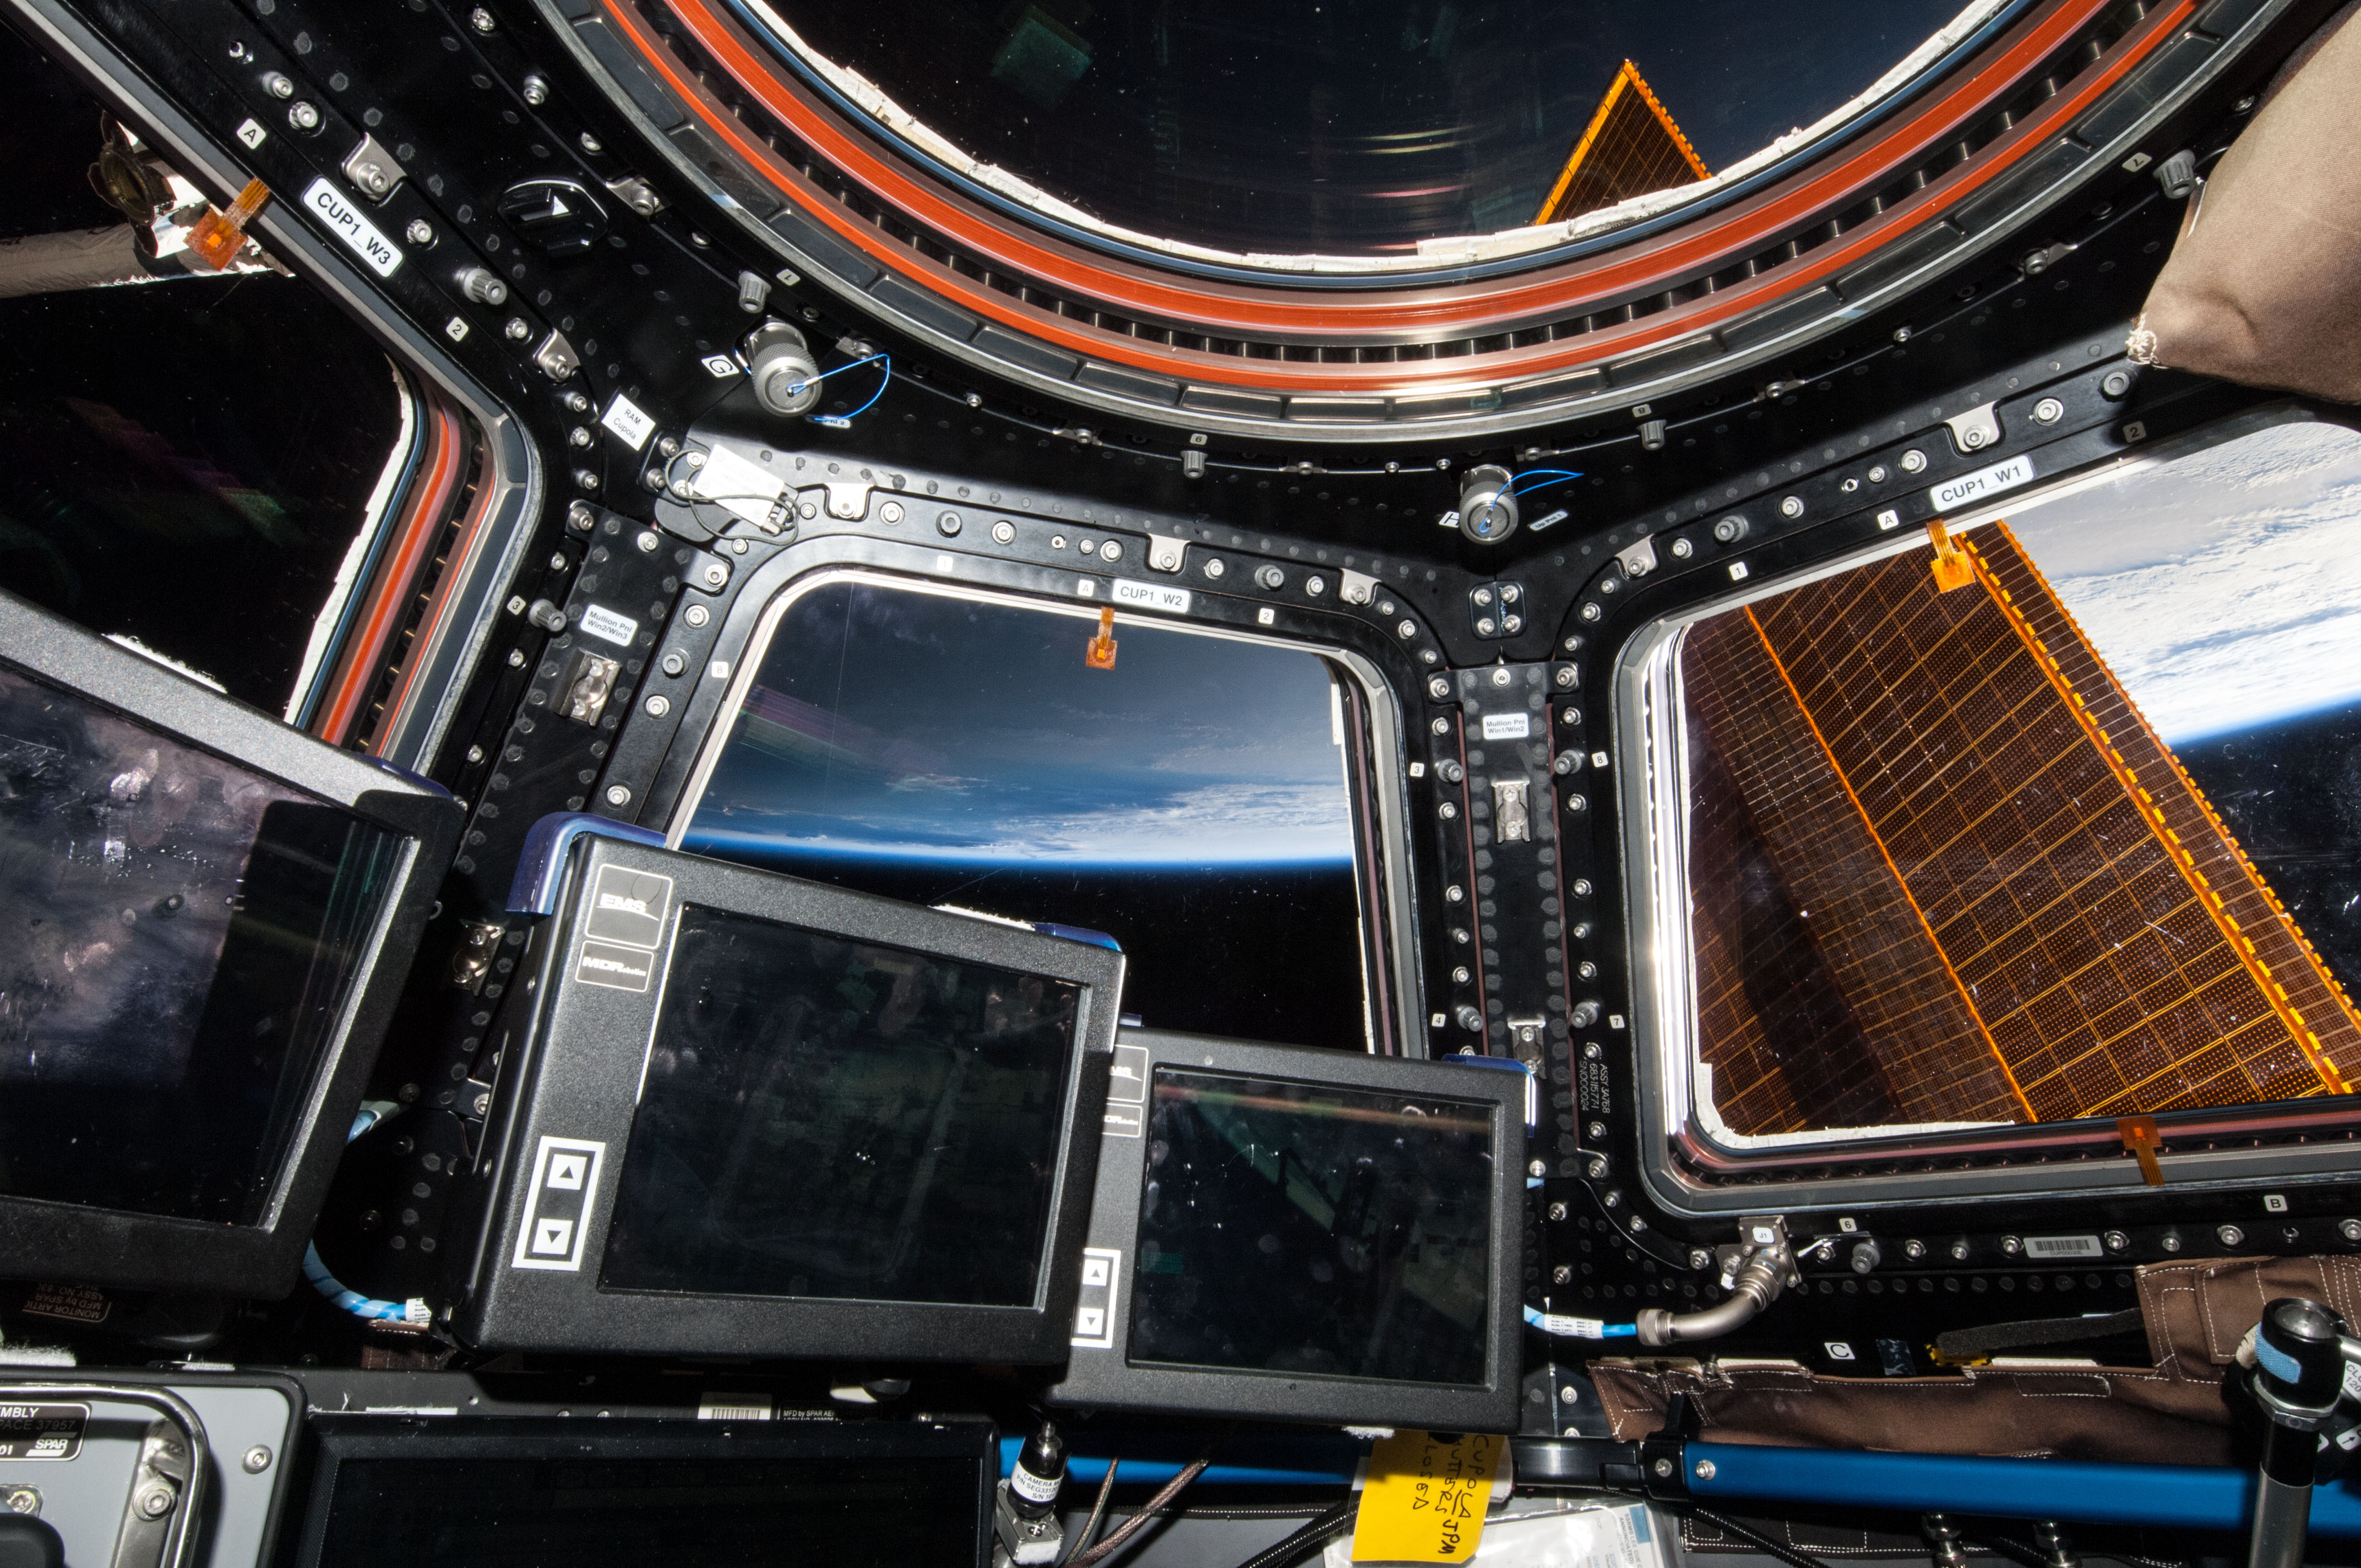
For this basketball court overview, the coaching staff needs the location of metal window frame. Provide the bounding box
[662,564,1426,1057]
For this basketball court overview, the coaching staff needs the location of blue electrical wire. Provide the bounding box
[1510,467,1584,496]
[1524,1304,1638,1340]
[791,352,891,428]
[303,1104,427,1326]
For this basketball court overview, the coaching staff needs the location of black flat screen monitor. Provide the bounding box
[0,591,458,1294]
[454,832,1123,1362]
[287,1415,994,1568]
[1047,1031,1524,1431]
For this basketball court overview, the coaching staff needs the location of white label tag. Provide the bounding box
[301,177,402,277]
[2343,1362,2361,1404]
[601,394,656,451]
[579,603,638,647]
[2023,1233,2104,1260]
[690,444,784,529]
[1481,712,1532,741]
[1112,578,1190,614]
[1929,454,2034,514]
[234,118,268,150]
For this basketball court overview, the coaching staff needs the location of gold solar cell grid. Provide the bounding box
[1681,527,2361,1139]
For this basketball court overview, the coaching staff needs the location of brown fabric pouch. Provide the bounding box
[2129,3,2361,400]
[1587,1254,2361,1465]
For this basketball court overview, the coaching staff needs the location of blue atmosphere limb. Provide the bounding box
[1685,1441,2361,1538]
[809,353,891,428]
[1523,1304,1638,1338]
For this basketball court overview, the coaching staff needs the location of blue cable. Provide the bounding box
[1511,469,1584,496]
[303,1103,428,1326]
[793,352,891,428]
[1524,1304,1638,1340]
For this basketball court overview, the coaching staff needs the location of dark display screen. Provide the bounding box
[0,663,404,1223]
[600,904,1083,1305]
[313,1452,981,1566]
[1130,1069,1493,1385]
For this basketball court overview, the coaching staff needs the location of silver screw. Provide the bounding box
[505,318,532,342]
[242,1446,273,1474]
[635,532,660,553]
[1779,496,1804,519]
[1555,666,1577,688]
[1689,1248,1712,1270]
[287,101,320,131]
[879,501,905,524]
[703,563,728,587]
[568,427,592,448]
[1528,1160,1548,1179]
[3,1486,37,1516]
[521,73,550,106]
[1652,1458,1675,1480]
[262,70,293,99]
[469,7,496,32]
[1900,448,1928,473]
[2104,1230,2129,1252]
[134,1485,175,1520]
[406,219,434,246]
[1546,1201,1568,1221]
[644,694,670,717]
[1694,1459,1717,1482]
[605,785,632,807]
[2341,1218,2361,1243]
[1559,1386,1580,1404]
[2218,1224,2245,1248]
[992,520,1015,544]
[2033,397,2065,424]
[684,603,710,628]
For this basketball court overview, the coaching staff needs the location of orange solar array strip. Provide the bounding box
[1741,605,2036,1121]
[1971,527,2358,1094]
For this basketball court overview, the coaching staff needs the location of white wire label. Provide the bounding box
[1541,1311,1609,1339]
[1112,579,1190,614]
[302,177,402,277]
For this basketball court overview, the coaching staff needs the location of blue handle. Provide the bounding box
[1688,1442,2361,1537]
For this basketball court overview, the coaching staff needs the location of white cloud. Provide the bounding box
[2008,420,2361,741]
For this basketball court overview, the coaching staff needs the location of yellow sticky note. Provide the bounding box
[1350,1429,1504,1562]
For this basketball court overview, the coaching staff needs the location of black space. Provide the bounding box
[2175,696,2361,1001]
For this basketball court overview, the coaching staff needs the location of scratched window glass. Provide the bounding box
[1674,420,2361,1144]
[682,578,1371,1050]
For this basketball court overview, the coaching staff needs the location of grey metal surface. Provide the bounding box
[0,1380,293,1568]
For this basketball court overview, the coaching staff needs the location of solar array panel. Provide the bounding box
[1679,526,2361,1140]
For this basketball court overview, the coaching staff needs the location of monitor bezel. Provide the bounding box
[1046,1030,1525,1431]
[453,834,1123,1362]
[0,591,459,1295]
[285,1413,996,1568]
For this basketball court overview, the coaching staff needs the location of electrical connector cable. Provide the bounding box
[789,351,891,428]
[302,1102,431,1328]
[1226,1496,1356,1568]
[1511,468,1584,495]
[1056,1457,1119,1568]
[1525,1304,1639,1340]
[1069,1446,1215,1567]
